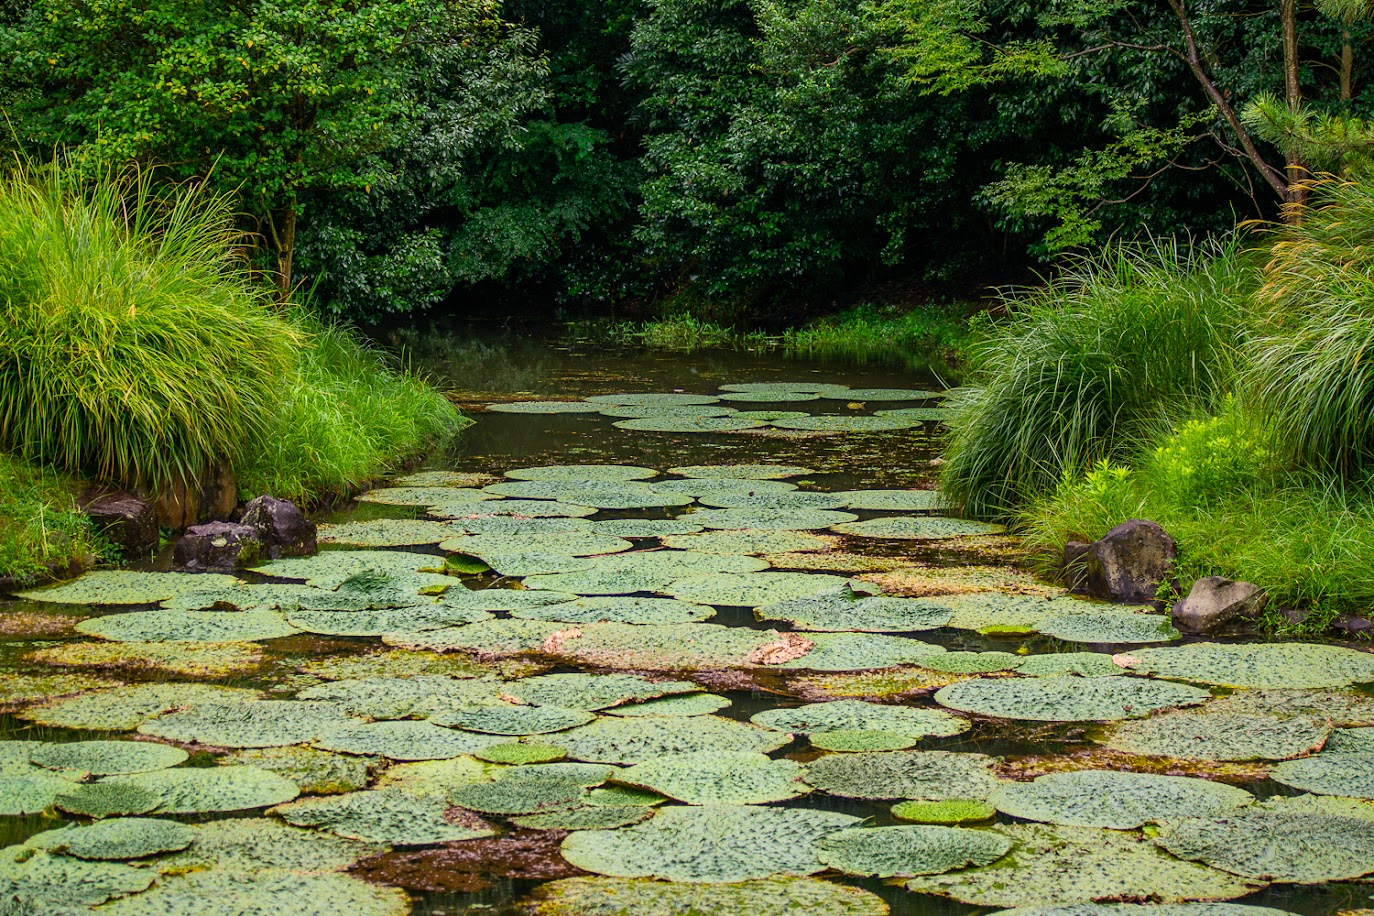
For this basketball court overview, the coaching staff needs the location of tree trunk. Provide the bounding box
[270,205,297,300]
[1282,0,1309,210]
[1342,28,1353,102]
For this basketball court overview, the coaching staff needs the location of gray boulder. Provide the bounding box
[1171,576,1267,635]
[82,492,158,559]
[239,496,316,558]
[1075,519,1176,603]
[173,522,262,571]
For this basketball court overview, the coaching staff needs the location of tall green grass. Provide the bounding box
[0,160,296,491]
[781,302,974,372]
[940,238,1257,517]
[0,454,107,585]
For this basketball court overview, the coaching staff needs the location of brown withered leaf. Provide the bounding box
[350,830,584,893]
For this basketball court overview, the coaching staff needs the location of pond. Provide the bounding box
[0,336,1371,915]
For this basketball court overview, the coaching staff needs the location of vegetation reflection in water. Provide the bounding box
[0,348,1371,916]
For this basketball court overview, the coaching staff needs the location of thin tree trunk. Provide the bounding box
[1342,28,1353,102]
[1281,0,1309,210]
[265,203,297,300]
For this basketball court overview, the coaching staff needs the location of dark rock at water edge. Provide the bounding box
[173,521,262,571]
[1069,519,1176,604]
[152,465,238,529]
[1171,576,1266,635]
[81,491,158,559]
[240,495,316,558]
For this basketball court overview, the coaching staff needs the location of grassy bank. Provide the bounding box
[0,455,107,585]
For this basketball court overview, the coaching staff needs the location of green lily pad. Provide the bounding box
[590,519,706,538]
[285,604,492,637]
[486,400,604,413]
[769,632,947,671]
[393,471,493,488]
[716,390,820,402]
[654,477,799,498]
[688,508,859,530]
[751,700,968,738]
[614,416,768,433]
[107,765,299,813]
[1206,687,1374,725]
[554,715,790,764]
[374,756,503,798]
[1128,642,1374,688]
[738,410,813,420]
[600,550,771,576]
[16,571,239,606]
[905,823,1261,906]
[485,480,690,510]
[158,581,319,611]
[139,701,361,749]
[771,415,920,433]
[384,618,565,655]
[22,683,261,730]
[841,388,943,401]
[720,381,851,395]
[668,464,815,479]
[30,640,266,678]
[875,406,955,421]
[225,746,374,795]
[434,498,600,520]
[586,393,720,407]
[255,550,440,588]
[318,519,460,547]
[446,765,608,815]
[989,771,1254,829]
[891,798,995,824]
[597,405,739,418]
[0,774,81,815]
[832,516,1006,539]
[1155,795,1374,882]
[989,906,1297,916]
[818,825,1010,878]
[0,846,153,908]
[934,676,1209,721]
[1038,611,1181,644]
[522,876,887,916]
[585,785,665,806]
[444,531,634,558]
[836,489,943,511]
[440,587,580,612]
[77,609,299,643]
[559,805,862,882]
[54,782,160,819]
[28,817,194,860]
[512,805,654,830]
[545,622,783,670]
[1328,727,1374,751]
[502,673,699,710]
[1271,751,1374,798]
[757,585,951,632]
[356,486,496,507]
[94,869,411,916]
[315,720,497,760]
[930,592,1081,632]
[521,566,674,595]
[158,816,384,872]
[429,703,595,735]
[274,787,495,845]
[698,491,849,510]
[441,516,594,538]
[478,553,595,577]
[618,751,809,805]
[30,741,187,776]
[1104,711,1330,761]
[603,693,731,717]
[296,676,501,719]
[918,651,1025,674]
[474,742,567,765]
[1016,653,1126,677]
[300,649,497,682]
[806,750,1004,800]
[668,572,858,606]
[810,729,919,752]
[662,529,833,555]
[0,673,125,710]
[512,596,715,625]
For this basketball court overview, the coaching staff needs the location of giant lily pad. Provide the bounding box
[1104,711,1330,762]
[484,480,690,510]
[444,531,633,558]
[107,765,299,813]
[22,684,260,730]
[16,571,238,606]
[836,489,943,511]
[486,400,604,414]
[446,764,612,814]
[988,771,1254,829]
[771,416,919,433]
[521,876,887,916]
[157,816,383,872]
[586,394,720,407]
[1015,653,1126,678]
[274,787,494,845]
[255,551,439,588]
[831,516,1005,539]
[1328,727,1374,751]
[521,566,674,596]
[475,742,567,765]
[805,750,1004,800]
[76,609,299,643]
[818,825,1011,877]
[1205,688,1374,726]
[1038,610,1180,644]
[0,774,81,815]
[559,805,861,882]
[687,508,859,531]
[769,632,946,671]
[295,676,500,719]
[30,640,266,678]
[441,516,592,537]
[158,581,319,611]
[356,485,495,506]
[604,693,731,717]
[501,673,698,710]
[653,477,798,498]
[668,464,815,479]
[225,746,374,795]
[808,729,919,752]
[511,596,715,625]
[751,700,967,738]
[554,715,790,764]
[618,751,809,805]
[318,520,460,547]
[284,604,491,638]
[505,464,659,481]
[30,741,187,776]
[905,823,1261,906]
[54,783,160,819]
[891,798,995,825]
[1271,752,1374,798]
[27,818,194,860]
[0,673,124,711]
[668,572,858,606]
[429,703,595,735]
[393,471,494,488]
[757,584,950,632]
[918,651,1024,674]
[547,622,786,670]
[716,390,819,402]
[662,529,833,555]
[95,868,411,916]
[697,491,848,511]
[1128,643,1374,688]
[384,619,565,655]
[613,417,767,433]
[590,519,706,538]
[0,846,153,908]
[314,720,496,760]
[375,756,502,798]
[511,805,653,830]
[597,405,738,418]
[139,701,361,748]
[934,676,1209,721]
[474,553,594,578]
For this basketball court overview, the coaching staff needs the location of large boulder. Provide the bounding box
[1074,519,1176,603]
[1171,576,1267,635]
[153,465,238,529]
[173,522,262,571]
[82,492,158,559]
[239,496,316,558]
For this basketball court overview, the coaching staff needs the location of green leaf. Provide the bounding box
[818,825,1011,877]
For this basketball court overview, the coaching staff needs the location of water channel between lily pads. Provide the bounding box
[0,341,1372,916]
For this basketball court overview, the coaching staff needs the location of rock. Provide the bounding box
[239,496,316,558]
[1171,576,1267,635]
[1334,614,1374,636]
[1061,540,1092,591]
[173,522,262,571]
[82,492,158,559]
[153,465,238,528]
[1075,519,1176,603]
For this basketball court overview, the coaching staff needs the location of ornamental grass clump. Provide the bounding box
[0,160,296,491]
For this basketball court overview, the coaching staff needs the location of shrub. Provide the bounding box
[0,454,107,585]
[1146,397,1277,506]
[782,302,974,373]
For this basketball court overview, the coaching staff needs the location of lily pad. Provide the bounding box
[687,508,859,531]
[512,805,654,830]
[810,729,919,752]
[429,703,595,735]
[158,816,384,872]
[521,566,674,595]
[891,798,995,824]
[874,407,956,421]
[771,415,919,433]
[95,868,411,916]
[818,825,1011,877]
[559,805,862,882]
[668,572,858,606]
[934,676,1209,721]
[751,700,968,738]
[1128,642,1374,688]
[769,632,947,671]
[989,906,1298,916]
[30,741,187,776]
[77,609,299,643]
[585,394,719,407]
[662,529,833,555]
[301,649,497,682]
[716,390,819,402]
[554,715,790,764]
[1206,688,1374,726]
[836,489,943,511]
[597,405,738,418]
[918,651,1024,674]
[286,605,492,638]
[107,765,300,813]
[757,585,952,632]
[1271,752,1374,798]
[590,519,706,538]
[225,746,374,795]
[54,782,160,819]
[392,471,494,488]
[255,550,440,588]
[486,400,604,413]
[445,531,634,558]
[296,675,500,719]
[475,742,568,765]
[614,416,767,432]
[521,875,887,916]
[0,673,125,710]
[668,464,814,479]
[905,823,1261,906]
[384,619,565,655]
[16,571,239,605]
[441,516,592,537]
[507,464,661,481]
[140,701,361,749]
[479,553,595,577]
[315,720,497,760]
[988,771,1254,829]
[318,519,460,547]
[375,756,503,798]
[356,486,496,507]
[698,491,849,510]
[1015,653,1126,678]
[0,774,81,815]
[805,750,1004,800]
[447,767,606,815]
[0,846,153,908]
[585,785,665,806]
[502,673,699,710]
[22,683,261,730]
[1104,711,1330,762]
[604,693,731,717]
[547,621,782,669]
[485,480,690,509]
[1038,610,1181,644]
[28,818,194,860]
[512,596,715,625]
[831,516,1006,539]
[274,787,495,845]
[1328,727,1374,752]
[30,640,266,678]
[433,499,599,519]
[618,751,810,805]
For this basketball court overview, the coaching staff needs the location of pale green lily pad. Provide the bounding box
[0,673,124,710]
[478,553,595,577]
[836,489,943,511]
[933,592,1080,632]
[618,752,809,805]
[0,774,81,814]
[23,684,260,730]
[429,703,594,735]
[28,818,193,860]
[288,572,447,610]
[596,550,770,576]
[512,596,715,625]
[522,875,887,916]
[597,405,738,418]
[274,787,495,846]
[225,746,374,795]
[16,571,239,606]
[1016,653,1126,677]
[432,498,599,519]
[447,769,602,815]
[555,715,790,765]
[107,765,299,813]
[751,700,967,738]
[757,585,951,632]
[1156,795,1374,882]
[604,693,731,717]
[716,390,819,402]
[157,816,383,872]
[589,393,722,407]
[1271,752,1374,798]
[891,798,995,824]
[840,388,942,401]
[905,823,1261,906]
[810,729,918,752]
[522,566,674,595]
[668,464,815,479]
[662,529,833,555]
[485,480,690,509]
[474,742,567,764]
[441,516,593,537]
[504,463,659,481]
[770,632,947,671]
[805,751,1003,800]
[95,869,411,916]
[613,416,767,432]
[0,846,153,908]
[590,519,706,538]
[139,701,361,749]
[934,676,1209,721]
[393,471,493,488]
[818,825,1011,878]
[698,491,848,510]
[720,381,851,395]
[1206,687,1374,725]
[1328,727,1374,752]
[317,519,459,547]
[918,651,1024,674]
[1039,611,1181,644]
[300,649,496,681]
[159,582,319,611]
[77,609,299,643]
[1128,642,1374,688]
[486,400,604,414]
[771,415,920,433]
[440,587,580,612]
[688,508,859,530]
[991,906,1296,916]
[548,622,783,670]
[314,720,496,760]
[513,805,654,830]
[296,676,500,719]
[653,477,798,498]
[55,782,160,818]
[284,604,492,638]
[989,771,1254,829]
[875,407,955,421]
[502,673,699,710]
[445,531,632,559]
[30,640,266,678]
[384,618,564,655]
[30,741,187,776]
[355,486,496,506]
[585,785,665,806]
[255,550,439,588]
[1104,711,1330,762]
[832,516,1005,539]
[735,410,811,420]
[559,805,861,882]
[374,756,503,798]
[668,572,857,606]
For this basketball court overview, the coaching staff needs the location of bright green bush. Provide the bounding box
[0,454,107,585]
[1147,398,1276,506]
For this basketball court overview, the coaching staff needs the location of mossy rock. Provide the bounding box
[16,571,239,606]
[27,817,194,861]
[225,746,375,795]
[934,675,1209,721]
[273,787,495,845]
[1104,710,1330,762]
[806,750,1004,800]
[556,715,790,765]
[831,516,1005,539]
[1128,642,1374,688]
[94,867,411,916]
[107,765,300,813]
[139,700,361,748]
[988,771,1254,829]
[30,740,187,776]
[751,700,968,739]
[22,683,261,730]
[891,798,995,825]
[618,751,810,805]
[817,825,1011,878]
[76,609,300,643]
[521,876,888,916]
